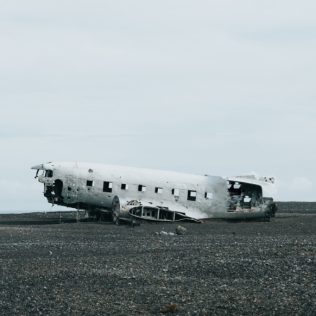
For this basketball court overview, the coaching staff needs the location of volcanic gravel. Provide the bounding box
[0,211,315,315]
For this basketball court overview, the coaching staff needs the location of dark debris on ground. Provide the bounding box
[0,210,315,315]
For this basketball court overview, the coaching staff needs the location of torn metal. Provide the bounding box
[31,162,277,223]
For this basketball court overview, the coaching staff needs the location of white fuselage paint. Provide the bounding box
[33,162,228,219]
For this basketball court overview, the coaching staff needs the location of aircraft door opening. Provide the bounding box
[44,179,64,205]
[54,179,63,197]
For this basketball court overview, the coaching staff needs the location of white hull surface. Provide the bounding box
[31,162,274,222]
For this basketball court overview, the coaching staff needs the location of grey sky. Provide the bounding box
[1,1,316,211]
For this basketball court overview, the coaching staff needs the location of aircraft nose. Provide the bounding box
[31,164,44,170]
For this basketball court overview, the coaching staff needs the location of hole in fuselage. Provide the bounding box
[54,179,63,197]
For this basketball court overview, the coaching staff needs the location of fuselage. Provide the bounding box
[32,162,228,219]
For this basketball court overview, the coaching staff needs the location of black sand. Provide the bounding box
[0,204,315,315]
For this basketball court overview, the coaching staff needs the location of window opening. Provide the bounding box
[86,180,93,187]
[121,183,128,190]
[172,188,180,197]
[45,170,53,178]
[103,181,113,193]
[155,187,163,194]
[205,192,213,199]
[187,190,197,201]
[138,185,146,192]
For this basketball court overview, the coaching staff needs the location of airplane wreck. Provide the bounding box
[31,162,277,223]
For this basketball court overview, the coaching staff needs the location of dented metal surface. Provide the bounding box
[31,162,276,222]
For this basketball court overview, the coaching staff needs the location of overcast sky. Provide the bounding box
[1,1,315,211]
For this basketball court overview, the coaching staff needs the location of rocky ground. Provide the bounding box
[0,204,315,315]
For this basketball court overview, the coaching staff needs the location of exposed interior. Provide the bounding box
[44,179,64,204]
[227,180,263,210]
[129,206,200,222]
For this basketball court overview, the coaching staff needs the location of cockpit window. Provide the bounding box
[45,170,53,178]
